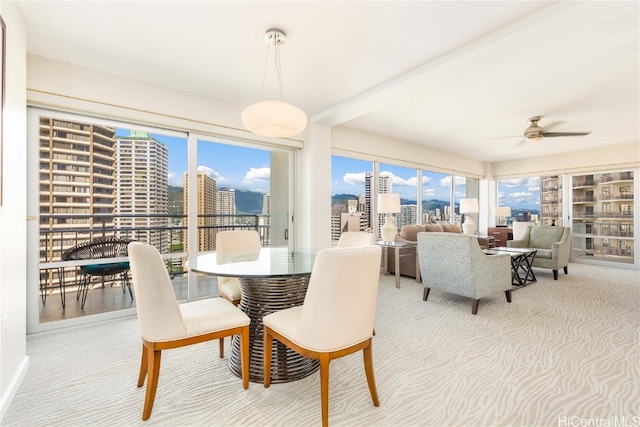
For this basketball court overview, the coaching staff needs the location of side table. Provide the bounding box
[376,241,421,289]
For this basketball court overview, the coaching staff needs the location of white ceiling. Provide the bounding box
[18,1,640,162]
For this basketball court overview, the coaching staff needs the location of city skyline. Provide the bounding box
[115,129,272,194]
[114,129,541,211]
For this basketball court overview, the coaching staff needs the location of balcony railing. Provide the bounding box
[38,213,272,304]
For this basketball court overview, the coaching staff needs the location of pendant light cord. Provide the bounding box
[259,35,285,101]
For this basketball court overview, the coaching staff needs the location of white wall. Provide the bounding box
[490,141,640,177]
[0,2,28,421]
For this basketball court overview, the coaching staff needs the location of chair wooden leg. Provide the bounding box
[142,345,162,421]
[240,326,249,390]
[137,343,148,387]
[553,269,559,280]
[219,338,224,359]
[471,299,479,315]
[505,290,512,303]
[423,287,430,301]
[263,326,273,388]
[563,266,568,275]
[320,354,331,427]
[363,342,380,407]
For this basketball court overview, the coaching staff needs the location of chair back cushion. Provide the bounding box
[216,230,262,287]
[512,222,534,241]
[128,242,187,342]
[528,226,565,249]
[294,246,382,352]
[216,229,261,252]
[337,231,375,247]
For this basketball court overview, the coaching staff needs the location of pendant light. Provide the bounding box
[242,29,307,138]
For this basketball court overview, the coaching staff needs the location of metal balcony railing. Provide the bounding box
[38,213,272,305]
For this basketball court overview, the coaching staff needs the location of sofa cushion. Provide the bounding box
[423,224,445,233]
[441,223,462,233]
[400,224,426,242]
[529,226,565,249]
[535,249,552,259]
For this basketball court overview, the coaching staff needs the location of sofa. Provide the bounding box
[507,225,571,280]
[387,223,462,278]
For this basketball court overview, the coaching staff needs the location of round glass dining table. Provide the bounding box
[189,247,320,383]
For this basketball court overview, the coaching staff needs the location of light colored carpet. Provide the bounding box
[3,263,639,427]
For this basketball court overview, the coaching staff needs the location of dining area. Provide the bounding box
[127,230,383,426]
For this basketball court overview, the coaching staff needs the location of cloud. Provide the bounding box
[343,172,368,185]
[167,171,182,186]
[197,165,227,183]
[502,178,528,188]
[509,191,534,199]
[424,188,436,196]
[243,166,270,185]
[440,176,466,187]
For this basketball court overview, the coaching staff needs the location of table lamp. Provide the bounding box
[460,198,479,236]
[378,193,401,242]
[495,206,511,227]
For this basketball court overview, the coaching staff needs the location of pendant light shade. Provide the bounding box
[242,100,307,138]
[243,28,307,138]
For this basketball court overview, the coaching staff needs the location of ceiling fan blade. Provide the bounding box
[543,132,591,137]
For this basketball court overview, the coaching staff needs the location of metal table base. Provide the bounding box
[228,276,319,383]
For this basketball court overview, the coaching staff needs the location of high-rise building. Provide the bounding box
[115,131,169,252]
[38,117,117,262]
[184,171,217,252]
[217,188,236,227]
[261,193,271,245]
[540,175,562,226]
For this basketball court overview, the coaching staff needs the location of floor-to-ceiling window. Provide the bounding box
[496,176,542,226]
[421,170,453,224]
[330,154,481,241]
[379,163,418,233]
[28,108,294,331]
[330,156,373,243]
[571,170,634,265]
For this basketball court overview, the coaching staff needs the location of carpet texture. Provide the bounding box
[3,263,639,426]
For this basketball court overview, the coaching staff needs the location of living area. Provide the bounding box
[1,2,639,426]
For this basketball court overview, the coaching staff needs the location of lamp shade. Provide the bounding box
[242,100,308,138]
[377,193,401,214]
[495,206,511,217]
[459,198,479,214]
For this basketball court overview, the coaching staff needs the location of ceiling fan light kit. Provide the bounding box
[242,28,308,138]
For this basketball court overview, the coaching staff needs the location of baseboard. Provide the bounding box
[0,354,29,422]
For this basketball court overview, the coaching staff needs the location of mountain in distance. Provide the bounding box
[234,190,264,214]
[167,186,264,215]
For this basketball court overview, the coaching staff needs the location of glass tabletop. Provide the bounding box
[189,247,320,278]
[375,240,417,248]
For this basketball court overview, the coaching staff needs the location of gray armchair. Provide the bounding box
[417,232,512,315]
[507,226,570,280]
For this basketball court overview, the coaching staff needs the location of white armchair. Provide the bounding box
[417,232,512,315]
[508,225,571,280]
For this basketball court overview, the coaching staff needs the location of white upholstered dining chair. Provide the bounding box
[216,230,262,306]
[336,231,375,247]
[263,245,382,427]
[128,242,250,421]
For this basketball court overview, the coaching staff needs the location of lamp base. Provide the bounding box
[462,222,476,236]
[380,216,397,242]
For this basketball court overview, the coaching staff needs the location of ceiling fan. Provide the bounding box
[523,116,591,142]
